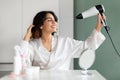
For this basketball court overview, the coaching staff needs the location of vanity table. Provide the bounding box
[0,70,106,80]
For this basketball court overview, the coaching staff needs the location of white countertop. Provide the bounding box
[0,70,106,80]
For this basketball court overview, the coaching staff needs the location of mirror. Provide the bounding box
[79,48,95,76]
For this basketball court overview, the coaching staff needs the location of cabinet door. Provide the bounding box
[0,0,22,63]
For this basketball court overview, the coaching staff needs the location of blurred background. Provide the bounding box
[74,0,120,80]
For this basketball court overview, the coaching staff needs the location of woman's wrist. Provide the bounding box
[95,25,101,32]
[23,25,33,41]
[23,33,31,41]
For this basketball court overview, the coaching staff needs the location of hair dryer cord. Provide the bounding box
[105,27,120,58]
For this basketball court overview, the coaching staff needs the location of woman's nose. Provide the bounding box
[52,20,57,24]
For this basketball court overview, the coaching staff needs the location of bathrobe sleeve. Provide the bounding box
[18,40,34,67]
[70,29,106,57]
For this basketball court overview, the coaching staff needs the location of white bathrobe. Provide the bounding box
[18,29,105,70]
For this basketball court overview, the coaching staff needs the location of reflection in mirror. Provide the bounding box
[79,48,95,76]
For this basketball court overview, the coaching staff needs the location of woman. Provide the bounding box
[17,11,106,70]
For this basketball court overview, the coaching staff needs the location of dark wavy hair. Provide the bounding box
[31,11,58,39]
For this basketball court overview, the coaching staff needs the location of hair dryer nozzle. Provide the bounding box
[76,13,83,19]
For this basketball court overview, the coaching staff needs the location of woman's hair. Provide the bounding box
[31,11,58,39]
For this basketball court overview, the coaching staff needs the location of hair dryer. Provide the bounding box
[76,4,105,19]
[76,4,109,31]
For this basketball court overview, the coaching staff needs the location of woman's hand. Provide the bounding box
[95,13,106,32]
[23,25,34,41]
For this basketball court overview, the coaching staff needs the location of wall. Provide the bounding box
[59,0,73,38]
[0,0,22,63]
[74,0,120,80]
[0,0,73,71]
